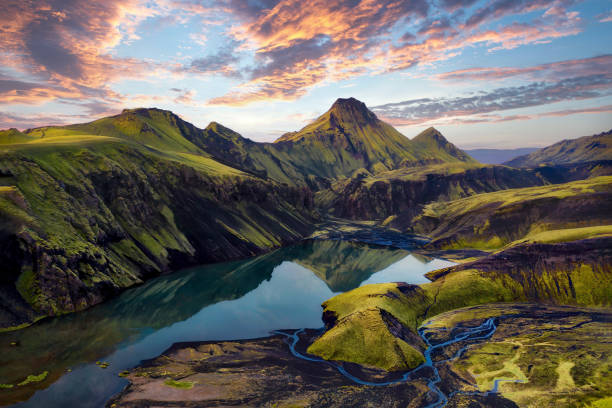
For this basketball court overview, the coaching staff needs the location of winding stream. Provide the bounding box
[275,317,516,407]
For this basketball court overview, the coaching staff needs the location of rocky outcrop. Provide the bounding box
[321,165,547,223]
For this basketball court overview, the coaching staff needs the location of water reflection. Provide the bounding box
[0,240,453,407]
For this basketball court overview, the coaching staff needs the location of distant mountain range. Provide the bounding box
[463,148,539,164]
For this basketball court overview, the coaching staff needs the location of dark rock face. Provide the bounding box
[0,148,315,330]
[325,166,546,223]
[380,308,427,352]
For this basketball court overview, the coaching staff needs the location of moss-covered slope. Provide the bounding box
[412,176,612,250]
[505,129,612,167]
[274,98,475,179]
[0,136,315,330]
[307,237,612,371]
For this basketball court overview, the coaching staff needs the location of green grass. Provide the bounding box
[422,176,611,220]
[16,371,48,386]
[308,247,612,371]
[307,308,425,371]
[163,379,195,389]
[414,176,612,250]
[506,130,612,167]
[507,225,612,246]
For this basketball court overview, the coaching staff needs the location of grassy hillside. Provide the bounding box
[17,101,477,188]
[307,237,612,371]
[0,129,37,145]
[274,98,474,179]
[505,129,612,167]
[0,128,315,330]
[413,176,612,250]
[411,127,475,164]
[25,108,207,155]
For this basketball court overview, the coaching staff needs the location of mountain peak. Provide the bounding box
[413,127,476,163]
[120,107,175,119]
[413,127,445,142]
[328,97,378,124]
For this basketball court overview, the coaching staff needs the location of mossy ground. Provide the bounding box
[0,111,315,329]
[308,237,612,371]
[414,176,612,250]
[444,305,612,408]
[163,379,195,389]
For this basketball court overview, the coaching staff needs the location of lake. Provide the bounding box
[0,240,454,407]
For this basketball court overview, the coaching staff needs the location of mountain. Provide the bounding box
[2,98,608,332]
[0,113,317,330]
[25,108,208,154]
[274,98,474,178]
[411,127,475,163]
[464,147,539,164]
[505,129,612,167]
[18,99,476,185]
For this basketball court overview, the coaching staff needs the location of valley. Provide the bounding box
[0,98,610,407]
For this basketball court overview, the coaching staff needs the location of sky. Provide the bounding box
[0,0,611,148]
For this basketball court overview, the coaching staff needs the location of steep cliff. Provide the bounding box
[317,163,548,223]
[0,138,315,330]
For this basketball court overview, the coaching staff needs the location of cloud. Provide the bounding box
[598,11,612,23]
[429,105,612,126]
[0,0,162,107]
[208,0,584,105]
[170,88,197,104]
[185,45,243,78]
[371,74,612,125]
[437,55,612,82]
[0,111,92,129]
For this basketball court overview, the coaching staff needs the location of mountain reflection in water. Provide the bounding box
[0,240,453,408]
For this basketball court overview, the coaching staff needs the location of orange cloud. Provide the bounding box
[210,0,584,105]
[0,0,162,108]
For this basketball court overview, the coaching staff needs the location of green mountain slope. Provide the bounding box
[274,98,474,178]
[16,99,476,187]
[308,236,612,371]
[411,127,475,163]
[25,108,208,155]
[0,131,315,330]
[505,129,612,167]
[412,176,612,250]
[0,129,37,145]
